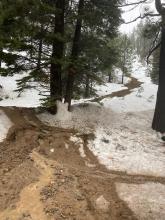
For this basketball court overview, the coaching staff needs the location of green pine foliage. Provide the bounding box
[0,0,123,107]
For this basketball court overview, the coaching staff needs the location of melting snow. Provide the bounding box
[0,74,46,107]
[95,83,127,96]
[0,110,12,142]
[116,182,165,220]
[70,135,86,158]
[88,112,165,177]
[102,83,157,112]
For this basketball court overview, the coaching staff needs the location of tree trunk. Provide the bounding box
[84,74,90,98]
[50,0,65,114]
[0,48,2,68]
[64,0,84,111]
[152,27,165,132]
[152,0,165,132]
[108,72,112,83]
[37,38,43,71]
[122,48,126,84]
[121,70,124,84]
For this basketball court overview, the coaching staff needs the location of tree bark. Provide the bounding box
[37,38,43,71]
[108,72,112,83]
[50,0,65,114]
[152,0,165,132]
[152,28,165,132]
[84,74,90,98]
[64,0,84,110]
[0,48,2,68]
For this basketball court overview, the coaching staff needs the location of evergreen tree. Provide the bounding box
[0,0,122,112]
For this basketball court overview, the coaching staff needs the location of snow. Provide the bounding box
[95,195,110,212]
[70,135,86,158]
[95,83,127,96]
[88,111,165,177]
[102,83,157,112]
[39,57,164,178]
[2,57,161,178]
[54,101,72,122]
[113,68,131,84]
[0,110,12,142]
[0,74,45,107]
[116,182,165,220]
[39,103,116,133]
[102,59,158,112]
[1,56,164,218]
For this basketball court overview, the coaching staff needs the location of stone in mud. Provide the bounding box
[95,195,110,212]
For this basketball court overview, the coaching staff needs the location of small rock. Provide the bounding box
[50,148,54,153]
[95,195,110,212]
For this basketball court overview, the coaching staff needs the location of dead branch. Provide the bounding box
[147,42,161,63]
[124,13,160,24]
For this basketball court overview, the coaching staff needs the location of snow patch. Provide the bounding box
[102,83,157,112]
[55,101,72,121]
[88,111,165,177]
[95,83,127,96]
[38,103,116,133]
[0,110,12,142]
[113,68,131,84]
[0,74,46,107]
[70,136,86,158]
[95,195,110,212]
[116,182,165,220]
[65,143,69,150]
[50,148,55,153]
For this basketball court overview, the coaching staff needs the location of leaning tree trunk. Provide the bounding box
[50,0,65,114]
[152,27,165,132]
[64,0,84,111]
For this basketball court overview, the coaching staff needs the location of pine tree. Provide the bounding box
[0,0,122,112]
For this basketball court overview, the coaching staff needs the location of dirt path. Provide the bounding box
[0,75,163,220]
[91,77,142,103]
[0,104,164,219]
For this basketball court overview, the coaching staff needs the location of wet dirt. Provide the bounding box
[0,103,164,220]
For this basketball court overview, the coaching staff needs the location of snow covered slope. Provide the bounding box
[102,60,158,112]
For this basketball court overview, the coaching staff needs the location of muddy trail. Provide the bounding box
[0,106,164,220]
[0,78,163,220]
[91,77,142,103]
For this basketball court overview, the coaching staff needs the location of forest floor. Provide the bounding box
[0,74,165,220]
[0,106,139,220]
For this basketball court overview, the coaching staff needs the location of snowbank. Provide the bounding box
[0,110,12,142]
